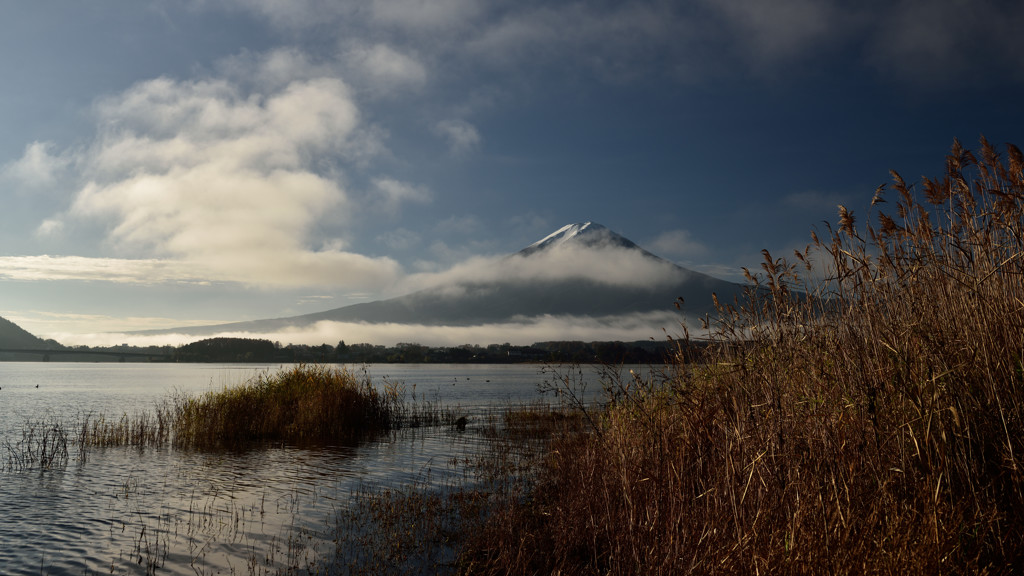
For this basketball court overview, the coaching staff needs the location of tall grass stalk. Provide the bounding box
[460,139,1024,574]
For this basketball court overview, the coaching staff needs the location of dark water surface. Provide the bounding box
[0,362,621,575]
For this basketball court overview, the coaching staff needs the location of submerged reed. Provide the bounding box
[78,408,171,449]
[1,418,70,471]
[459,138,1024,574]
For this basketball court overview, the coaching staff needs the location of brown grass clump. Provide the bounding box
[460,138,1024,574]
[171,364,396,449]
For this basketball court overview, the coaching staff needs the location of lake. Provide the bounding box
[0,362,630,575]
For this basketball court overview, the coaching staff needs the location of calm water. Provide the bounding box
[0,362,622,575]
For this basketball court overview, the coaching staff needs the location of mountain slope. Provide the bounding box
[133,222,747,337]
[0,316,55,349]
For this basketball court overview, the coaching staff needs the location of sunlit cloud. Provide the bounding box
[0,252,399,291]
[35,219,65,239]
[23,66,405,289]
[0,255,211,284]
[0,141,71,191]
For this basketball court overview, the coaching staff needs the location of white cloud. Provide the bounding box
[216,47,336,92]
[648,229,709,260]
[208,0,700,85]
[371,177,431,213]
[408,242,692,292]
[0,255,211,284]
[434,119,480,153]
[35,219,65,238]
[344,43,428,94]
[41,71,402,289]
[1,142,71,191]
[0,250,399,291]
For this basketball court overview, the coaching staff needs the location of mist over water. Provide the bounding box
[0,362,620,574]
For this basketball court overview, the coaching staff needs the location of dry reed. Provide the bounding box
[63,365,459,457]
[171,364,396,449]
[459,138,1024,574]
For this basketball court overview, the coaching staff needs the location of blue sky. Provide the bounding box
[1,0,1022,345]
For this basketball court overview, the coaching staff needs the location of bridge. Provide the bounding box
[0,348,173,362]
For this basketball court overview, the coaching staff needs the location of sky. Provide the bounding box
[0,0,1022,346]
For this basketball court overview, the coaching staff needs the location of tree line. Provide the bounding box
[48,337,691,364]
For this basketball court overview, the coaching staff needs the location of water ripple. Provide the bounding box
[0,363,617,574]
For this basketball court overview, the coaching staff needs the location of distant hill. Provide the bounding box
[176,337,283,362]
[132,222,750,338]
[0,316,58,349]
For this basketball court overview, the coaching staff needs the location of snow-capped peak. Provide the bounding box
[520,222,645,256]
[528,222,605,249]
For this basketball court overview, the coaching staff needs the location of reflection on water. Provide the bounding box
[0,362,637,575]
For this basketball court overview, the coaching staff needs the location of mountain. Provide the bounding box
[133,222,748,337]
[519,222,648,255]
[0,316,56,349]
